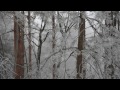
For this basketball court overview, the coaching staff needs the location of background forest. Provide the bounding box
[0,11,120,79]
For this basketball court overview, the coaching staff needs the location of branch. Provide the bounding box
[42,32,49,43]
[86,17,102,37]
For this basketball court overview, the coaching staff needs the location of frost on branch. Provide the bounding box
[0,54,15,79]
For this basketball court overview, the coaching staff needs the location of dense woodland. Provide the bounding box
[0,11,120,79]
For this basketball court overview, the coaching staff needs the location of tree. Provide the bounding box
[52,12,57,79]
[36,12,47,78]
[28,11,32,72]
[14,11,25,79]
[104,11,119,79]
[76,11,85,79]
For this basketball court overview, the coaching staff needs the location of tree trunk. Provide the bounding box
[52,13,56,79]
[28,11,32,72]
[37,18,47,78]
[37,32,42,71]
[14,11,24,79]
[76,11,85,79]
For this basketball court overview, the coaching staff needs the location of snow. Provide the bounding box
[1,11,120,79]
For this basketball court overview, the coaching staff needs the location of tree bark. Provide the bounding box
[76,11,85,79]
[52,13,56,79]
[28,11,32,72]
[14,11,24,79]
[37,31,42,71]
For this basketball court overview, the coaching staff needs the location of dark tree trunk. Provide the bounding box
[52,13,56,79]
[14,12,24,79]
[37,29,42,71]
[28,11,32,72]
[37,37,42,70]
[76,11,85,79]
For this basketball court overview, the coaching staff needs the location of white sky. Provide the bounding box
[86,11,95,38]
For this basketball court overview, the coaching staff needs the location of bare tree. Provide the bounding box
[14,11,25,79]
[36,14,48,78]
[52,12,57,79]
[76,11,85,79]
[28,11,32,72]
[104,11,119,79]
